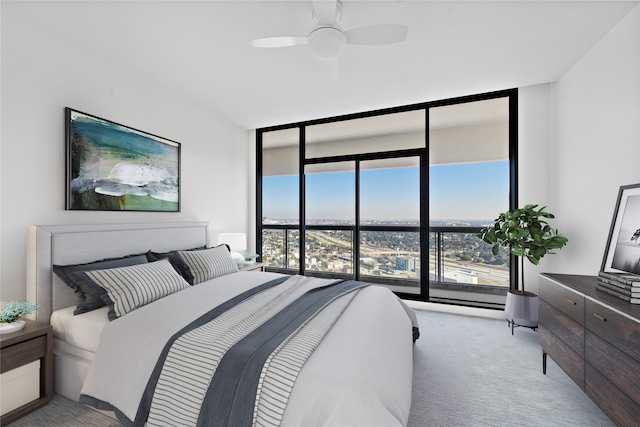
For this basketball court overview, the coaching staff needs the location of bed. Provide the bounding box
[26,222,418,426]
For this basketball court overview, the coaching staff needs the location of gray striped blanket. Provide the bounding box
[82,275,371,426]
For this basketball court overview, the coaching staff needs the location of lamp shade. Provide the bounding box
[216,233,247,252]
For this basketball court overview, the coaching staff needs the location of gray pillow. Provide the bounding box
[78,259,191,320]
[177,245,238,285]
[145,248,200,285]
[53,254,148,315]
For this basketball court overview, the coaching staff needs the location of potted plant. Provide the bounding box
[478,204,568,333]
[0,301,40,334]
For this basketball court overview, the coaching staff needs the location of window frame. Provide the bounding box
[256,89,518,308]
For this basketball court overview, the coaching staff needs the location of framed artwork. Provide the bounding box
[601,183,640,275]
[65,108,181,212]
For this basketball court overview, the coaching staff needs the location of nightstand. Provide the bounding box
[0,319,52,425]
[239,262,265,272]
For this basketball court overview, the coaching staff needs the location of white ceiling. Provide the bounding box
[12,0,638,130]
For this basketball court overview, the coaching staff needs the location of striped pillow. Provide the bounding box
[177,245,238,285]
[84,258,190,320]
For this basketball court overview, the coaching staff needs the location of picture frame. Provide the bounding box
[65,108,181,212]
[601,183,640,275]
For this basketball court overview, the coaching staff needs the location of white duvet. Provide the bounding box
[80,271,416,426]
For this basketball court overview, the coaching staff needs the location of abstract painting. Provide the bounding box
[66,108,180,211]
[602,183,640,275]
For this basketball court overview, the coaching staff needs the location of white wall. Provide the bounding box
[517,83,554,294]
[552,4,640,277]
[0,4,253,301]
[519,5,640,294]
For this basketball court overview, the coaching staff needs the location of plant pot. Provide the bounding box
[504,290,538,333]
[0,319,25,334]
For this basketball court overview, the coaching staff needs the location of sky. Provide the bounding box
[262,161,509,222]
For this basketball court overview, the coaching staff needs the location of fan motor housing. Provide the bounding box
[308,25,346,60]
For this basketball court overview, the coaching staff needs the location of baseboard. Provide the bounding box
[403,300,505,320]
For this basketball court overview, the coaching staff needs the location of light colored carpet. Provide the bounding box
[407,308,615,427]
[7,394,118,426]
[8,308,614,426]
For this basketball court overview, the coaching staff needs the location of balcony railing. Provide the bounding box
[261,224,510,303]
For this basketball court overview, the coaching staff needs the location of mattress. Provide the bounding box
[48,271,279,355]
[50,305,110,353]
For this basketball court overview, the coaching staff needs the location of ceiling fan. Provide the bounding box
[250,0,408,61]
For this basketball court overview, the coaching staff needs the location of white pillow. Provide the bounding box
[84,258,190,320]
[178,245,239,285]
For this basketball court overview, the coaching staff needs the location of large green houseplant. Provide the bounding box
[478,204,568,331]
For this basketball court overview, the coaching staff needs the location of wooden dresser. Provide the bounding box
[538,273,640,427]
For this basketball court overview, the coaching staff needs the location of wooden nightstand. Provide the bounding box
[0,319,52,425]
[239,262,265,272]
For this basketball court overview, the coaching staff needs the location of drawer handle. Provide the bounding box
[593,313,607,322]
[566,299,576,305]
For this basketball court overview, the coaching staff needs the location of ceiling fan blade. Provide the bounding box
[312,0,338,24]
[250,36,308,48]
[345,24,408,46]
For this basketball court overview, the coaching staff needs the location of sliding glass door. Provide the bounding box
[359,157,421,295]
[305,162,355,279]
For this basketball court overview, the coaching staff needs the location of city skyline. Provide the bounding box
[263,160,509,222]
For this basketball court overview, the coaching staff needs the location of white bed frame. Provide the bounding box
[26,222,209,401]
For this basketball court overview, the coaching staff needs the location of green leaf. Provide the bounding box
[478,204,568,266]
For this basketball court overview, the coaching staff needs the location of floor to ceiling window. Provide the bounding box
[260,128,299,270]
[427,96,514,307]
[257,89,517,308]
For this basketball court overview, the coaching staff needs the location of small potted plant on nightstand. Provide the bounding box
[478,204,568,334]
[0,301,40,334]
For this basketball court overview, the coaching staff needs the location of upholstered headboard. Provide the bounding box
[26,222,209,323]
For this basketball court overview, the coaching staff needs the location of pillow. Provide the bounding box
[53,254,149,315]
[177,244,238,285]
[75,258,190,320]
[145,245,206,285]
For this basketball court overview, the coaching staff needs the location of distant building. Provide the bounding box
[429,269,478,284]
[396,256,416,271]
[360,257,376,267]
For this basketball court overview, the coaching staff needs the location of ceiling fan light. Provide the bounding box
[308,25,346,60]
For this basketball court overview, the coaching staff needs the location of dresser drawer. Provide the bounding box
[586,363,640,427]
[585,298,640,363]
[0,335,47,373]
[539,300,584,356]
[586,330,640,406]
[539,276,584,325]
[539,324,584,388]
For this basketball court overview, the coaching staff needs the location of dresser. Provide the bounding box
[538,273,640,427]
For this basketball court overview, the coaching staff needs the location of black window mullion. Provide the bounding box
[354,160,361,281]
[284,228,289,269]
[421,105,429,300]
[256,130,264,262]
[299,126,306,276]
[305,148,423,165]
[509,91,519,291]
